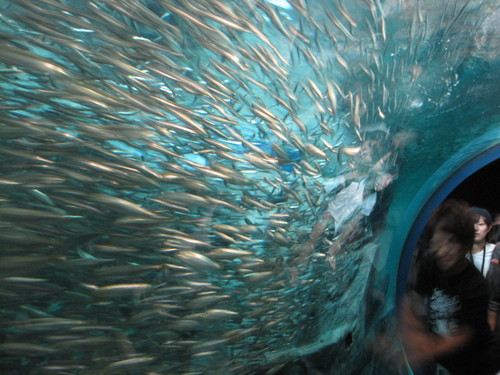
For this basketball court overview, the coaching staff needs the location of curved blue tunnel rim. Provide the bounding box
[397,141,500,302]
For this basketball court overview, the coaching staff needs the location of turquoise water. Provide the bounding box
[0,1,498,374]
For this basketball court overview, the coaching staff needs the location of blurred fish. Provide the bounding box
[0,343,59,356]
[176,250,220,271]
[107,356,155,369]
[0,41,71,77]
[185,308,239,321]
[82,283,151,299]
[87,194,159,218]
[206,248,253,259]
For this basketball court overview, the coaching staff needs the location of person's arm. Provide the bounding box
[487,309,497,331]
[399,294,473,366]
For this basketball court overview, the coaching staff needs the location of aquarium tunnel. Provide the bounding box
[0,0,499,374]
[395,136,500,304]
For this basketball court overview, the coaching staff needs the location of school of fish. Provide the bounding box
[0,0,497,374]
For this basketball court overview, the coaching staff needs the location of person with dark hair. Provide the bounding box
[400,200,500,375]
[467,207,500,332]
[468,207,495,277]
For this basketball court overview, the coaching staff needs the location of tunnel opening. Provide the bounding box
[446,158,500,214]
[387,142,500,374]
[397,143,500,303]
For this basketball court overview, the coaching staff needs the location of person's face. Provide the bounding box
[474,216,491,243]
[429,229,466,272]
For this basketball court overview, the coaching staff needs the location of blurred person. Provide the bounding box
[399,200,500,375]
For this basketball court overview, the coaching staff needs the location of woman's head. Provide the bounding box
[469,207,492,244]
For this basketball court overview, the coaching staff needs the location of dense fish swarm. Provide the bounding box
[0,0,497,374]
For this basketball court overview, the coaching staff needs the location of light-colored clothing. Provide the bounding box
[469,243,496,277]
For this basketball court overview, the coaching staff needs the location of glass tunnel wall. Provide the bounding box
[0,1,498,374]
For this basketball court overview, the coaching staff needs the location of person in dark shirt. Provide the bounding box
[487,244,500,332]
[400,200,500,375]
[489,212,500,244]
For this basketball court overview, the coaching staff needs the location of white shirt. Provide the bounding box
[470,242,496,277]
